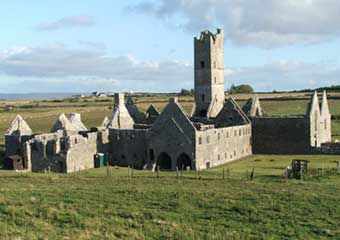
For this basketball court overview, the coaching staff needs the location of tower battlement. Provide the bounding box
[194,29,223,44]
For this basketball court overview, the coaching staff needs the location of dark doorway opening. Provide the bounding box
[157,152,172,170]
[176,153,192,170]
[149,149,155,162]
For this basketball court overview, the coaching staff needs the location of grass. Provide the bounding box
[0,155,339,239]
[0,93,340,239]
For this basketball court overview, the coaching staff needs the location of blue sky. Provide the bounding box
[0,0,340,93]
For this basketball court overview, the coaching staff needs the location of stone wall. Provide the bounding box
[147,98,197,171]
[193,29,225,118]
[5,135,32,157]
[65,132,97,172]
[26,131,97,173]
[196,124,252,170]
[28,132,66,172]
[252,117,311,154]
[109,129,148,168]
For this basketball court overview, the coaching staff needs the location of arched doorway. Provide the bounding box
[177,153,192,170]
[157,152,172,170]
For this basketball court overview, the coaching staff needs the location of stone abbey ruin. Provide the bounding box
[5,29,333,173]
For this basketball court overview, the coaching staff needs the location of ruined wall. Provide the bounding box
[27,131,97,173]
[196,124,252,170]
[65,132,97,172]
[252,117,311,154]
[109,129,147,168]
[29,132,66,173]
[5,135,32,157]
[319,116,332,144]
[97,129,110,154]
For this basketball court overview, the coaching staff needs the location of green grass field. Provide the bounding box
[0,155,339,239]
[0,93,340,239]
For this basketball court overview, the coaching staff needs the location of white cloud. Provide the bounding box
[127,0,340,48]
[0,44,338,92]
[0,44,193,92]
[36,16,95,31]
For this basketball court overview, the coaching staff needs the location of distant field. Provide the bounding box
[1,92,340,144]
[0,155,339,239]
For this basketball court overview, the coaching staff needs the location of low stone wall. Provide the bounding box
[312,143,340,155]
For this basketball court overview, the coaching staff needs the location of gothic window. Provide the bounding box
[214,62,216,68]
[214,77,217,84]
[199,137,202,144]
[324,119,327,130]
[202,94,205,102]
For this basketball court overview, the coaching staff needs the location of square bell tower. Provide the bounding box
[193,29,225,118]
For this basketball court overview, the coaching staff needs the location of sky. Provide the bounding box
[0,0,340,93]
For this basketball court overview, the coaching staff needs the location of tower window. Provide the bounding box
[214,77,217,84]
[200,61,205,68]
[214,62,216,68]
[202,94,205,102]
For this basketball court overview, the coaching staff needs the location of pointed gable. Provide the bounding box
[126,96,144,123]
[111,93,135,129]
[242,96,264,117]
[306,91,320,117]
[68,113,88,131]
[150,98,196,138]
[51,113,77,133]
[146,104,160,117]
[6,115,32,136]
[215,98,250,127]
[320,90,330,116]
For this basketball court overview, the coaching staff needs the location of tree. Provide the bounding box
[179,89,194,96]
[229,84,254,94]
